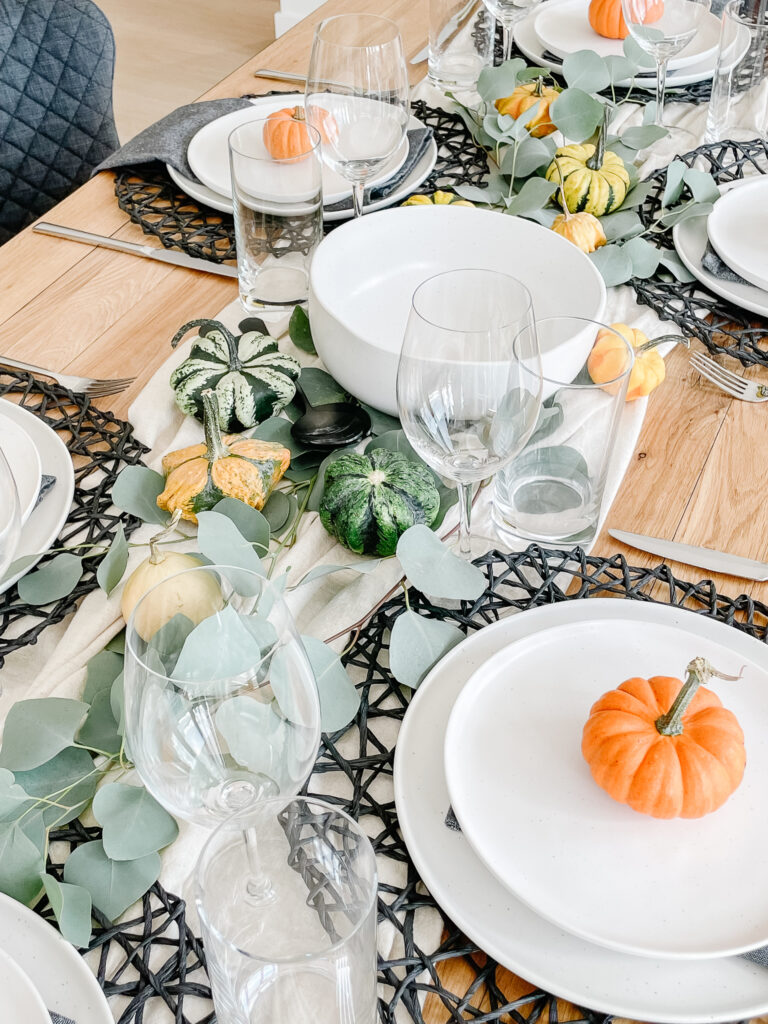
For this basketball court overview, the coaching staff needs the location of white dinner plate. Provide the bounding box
[673,179,768,318]
[0,892,112,1023]
[0,400,75,595]
[445,613,768,959]
[0,407,42,524]
[168,118,438,223]
[707,178,768,292]
[187,95,409,205]
[394,600,768,1022]
[0,946,50,1024]
[514,8,717,88]
[534,0,720,70]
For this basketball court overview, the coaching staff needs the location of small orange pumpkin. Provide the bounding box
[588,323,665,401]
[495,78,560,138]
[262,106,336,161]
[588,0,664,40]
[582,657,745,819]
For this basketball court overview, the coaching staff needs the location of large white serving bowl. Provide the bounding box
[308,206,607,415]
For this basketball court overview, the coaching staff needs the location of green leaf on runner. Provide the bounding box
[93,783,178,861]
[683,167,720,203]
[504,135,556,178]
[195,510,264,587]
[604,54,636,83]
[562,50,610,92]
[0,819,45,903]
[13,747,100,827]
[215,696,285,779]
[288,306,316,354]
[0,768,33,822]
[477,58,527,101]
[396,525,486,601]
[0,699,89,771]
[105,630,126,655]
[620,180,654,209]
[622,235,662,278]
[261,491,292,534]
[250,416,308,459]
[389,611,464,688]
[622,34,655,67]
[294,561,382,587]
[659,201,714,228]
[77,690,122,757]
[300,636,360,733]
[550,88,605,143]
[172,605,263,683]
[298,367,347,407]
[619,124,668,150]
[63,840,161,922]
[212,498,270,555]
[365,428,418,459]
[111,466,167,525]
[662,159,687,207]
[83,650,124,703]
[42,875,93,948]
[600,209,644,242]
[96,524,129,596]
[658,249,696,282]
[17,553,83,606]
[359,403,400,437]
[589,242,635,286]
[505,177,558,216]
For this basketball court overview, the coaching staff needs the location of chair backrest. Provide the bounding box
[0,0,119,244]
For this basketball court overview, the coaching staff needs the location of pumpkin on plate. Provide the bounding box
[588,0,664,40]
[319,449,441,557]
[588,322,666,400]
[157,390,291,524]
[545,133,631,217]
[262,105,337,161]
[170,318,301,433]
[495,77,560,138]
[582,656,745,819]
[402,190,475,207]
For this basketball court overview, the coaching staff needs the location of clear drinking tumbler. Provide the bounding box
[428,0,494,94]
[705,0,768,143]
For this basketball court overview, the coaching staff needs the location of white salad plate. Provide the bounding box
[0,400,75,596]
[168,117,437,223]
[706,178,768,292]
[0,946,51,1024]
[534,0,720,70]
[0,406,42,523]
[444,612,768,960]
[0,892,112,1023]
[187,95,409,206]
[394,600,768,1023]
[673,179,768,318]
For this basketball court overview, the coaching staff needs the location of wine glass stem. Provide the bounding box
[654,56,669,128]
[352,180,366,218]
[243,827,276,905]
[457,481,473,557]
[501,21,513,62]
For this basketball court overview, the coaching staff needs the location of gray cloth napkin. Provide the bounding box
[34,474,56,510]
[322,127,435,213]
[92,97,253,181]
[701,241,753,286]
[50,1013,76,1024]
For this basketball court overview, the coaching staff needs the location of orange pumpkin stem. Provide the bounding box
[201,388,230,463]
[292,106,306,122]
[655,656,743,736]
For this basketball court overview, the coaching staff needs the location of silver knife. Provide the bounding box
[33,222,238,278]
[609,529,768,581]
[410,44,429,64]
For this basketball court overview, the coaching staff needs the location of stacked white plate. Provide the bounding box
[170,94,439,223]
[394,599,768,1021]
[673,176,768,317]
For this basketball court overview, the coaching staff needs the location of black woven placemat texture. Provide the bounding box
[37,547,767,1024]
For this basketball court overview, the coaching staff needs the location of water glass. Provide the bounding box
[493,318,634,547]
[124,566,321,828]
[0,447,21,579]
[428,0,494,93]
[229,118,323,312]
[705,0,768,143]
[196,795,378,1024]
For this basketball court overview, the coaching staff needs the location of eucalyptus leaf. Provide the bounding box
[301,636,360,733]
[294,561,382,587]
[604,54,636,83]
[397,524,485,601]
[619,124,668,150]
[262,491,292,534]
[605,140,637,167]
[172,605,263,682]
[0,819,45,903]
[96,525,128,596]
[195,510,264,585]
[477,58,527,101]
[512,445,590,508]
[216,696,286,777]
[111,672,126,738]
[620,180,654,209]
[589,243,634,286]
[83,650,124,703]
[510,105,538,140]
[530,400,565,444]
[658,249,696,282]
[14,747,99,827]
[284,462,321,483]
[642,100,658,123]
[453,183,504,205]
[365,429,418,459]
[146,614,195,676]
[299,367,347,406]
[105,630,126,655]
[683,167,720,203]
[482,111,513,142]
[662,159,687,207]
[562,49,610,92]
[600,209,644,241]
[550,88,605,143]
[250,417,307,458]
[77,690,122,757]
[111,466,167,525]
[359,403,400,436]
[0,699,89,771]
[0,768,33,822]
[0,551,45,583]
[506,177,558,217]
[431,483,459,531]
[523,205,560,228]
[515,65,551,83]
[622,235,661,278]
[622,35,656,67]
[275,494,299,536]
[212,498,270,555]
[93,783,178,861]
[17,553,83,606]
[288,306,316,354]
[504,135,556,177]
[42,875,92,948]
[63,840,161,922]
[389,611,464,688]
[659,200,713,227]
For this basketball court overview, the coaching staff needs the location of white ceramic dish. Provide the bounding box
[707,178,768,292]
[187,96,408,205]
[0,892,112,1023]
[0,407,42,523]
[445,614,768,959]
[0,400,75,595]
[168,118,437,223]
[534,0,720,69]
[0,946,51,1024]
[308,206,606,416]
[394,600,768,1022]
[514,5,717,88]
[673,179,768,318]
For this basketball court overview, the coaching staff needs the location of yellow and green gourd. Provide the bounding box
[545,128,630,217]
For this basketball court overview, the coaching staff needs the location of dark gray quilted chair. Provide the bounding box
[0,0,119,244]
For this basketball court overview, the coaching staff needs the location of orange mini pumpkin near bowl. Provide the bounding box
[582,656,746,819]
[588,0,664,40]
[262,106,337,162]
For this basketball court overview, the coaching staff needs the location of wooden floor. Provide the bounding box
[99,0,280,142]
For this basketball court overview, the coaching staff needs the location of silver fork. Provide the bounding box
[690,351,768,403]
[0,356,134,399]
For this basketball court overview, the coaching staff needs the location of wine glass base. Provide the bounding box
[445,532,498,560]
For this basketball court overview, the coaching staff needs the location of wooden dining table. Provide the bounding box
[1,2,767,1020]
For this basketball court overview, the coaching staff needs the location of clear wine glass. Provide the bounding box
[124,565,321,830]
[397,269,543,558]
[621,0,711,136]
[0,447,21,581]
[482,0,544,63]
[305,14,410,218]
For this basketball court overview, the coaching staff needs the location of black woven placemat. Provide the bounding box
[0,373,148,667]
[635,137,768,366]
[40,546,767,1024]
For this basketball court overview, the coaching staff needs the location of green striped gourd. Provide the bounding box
[545,121,630,217]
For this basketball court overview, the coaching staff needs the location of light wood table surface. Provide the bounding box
[2,3,767,1021]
